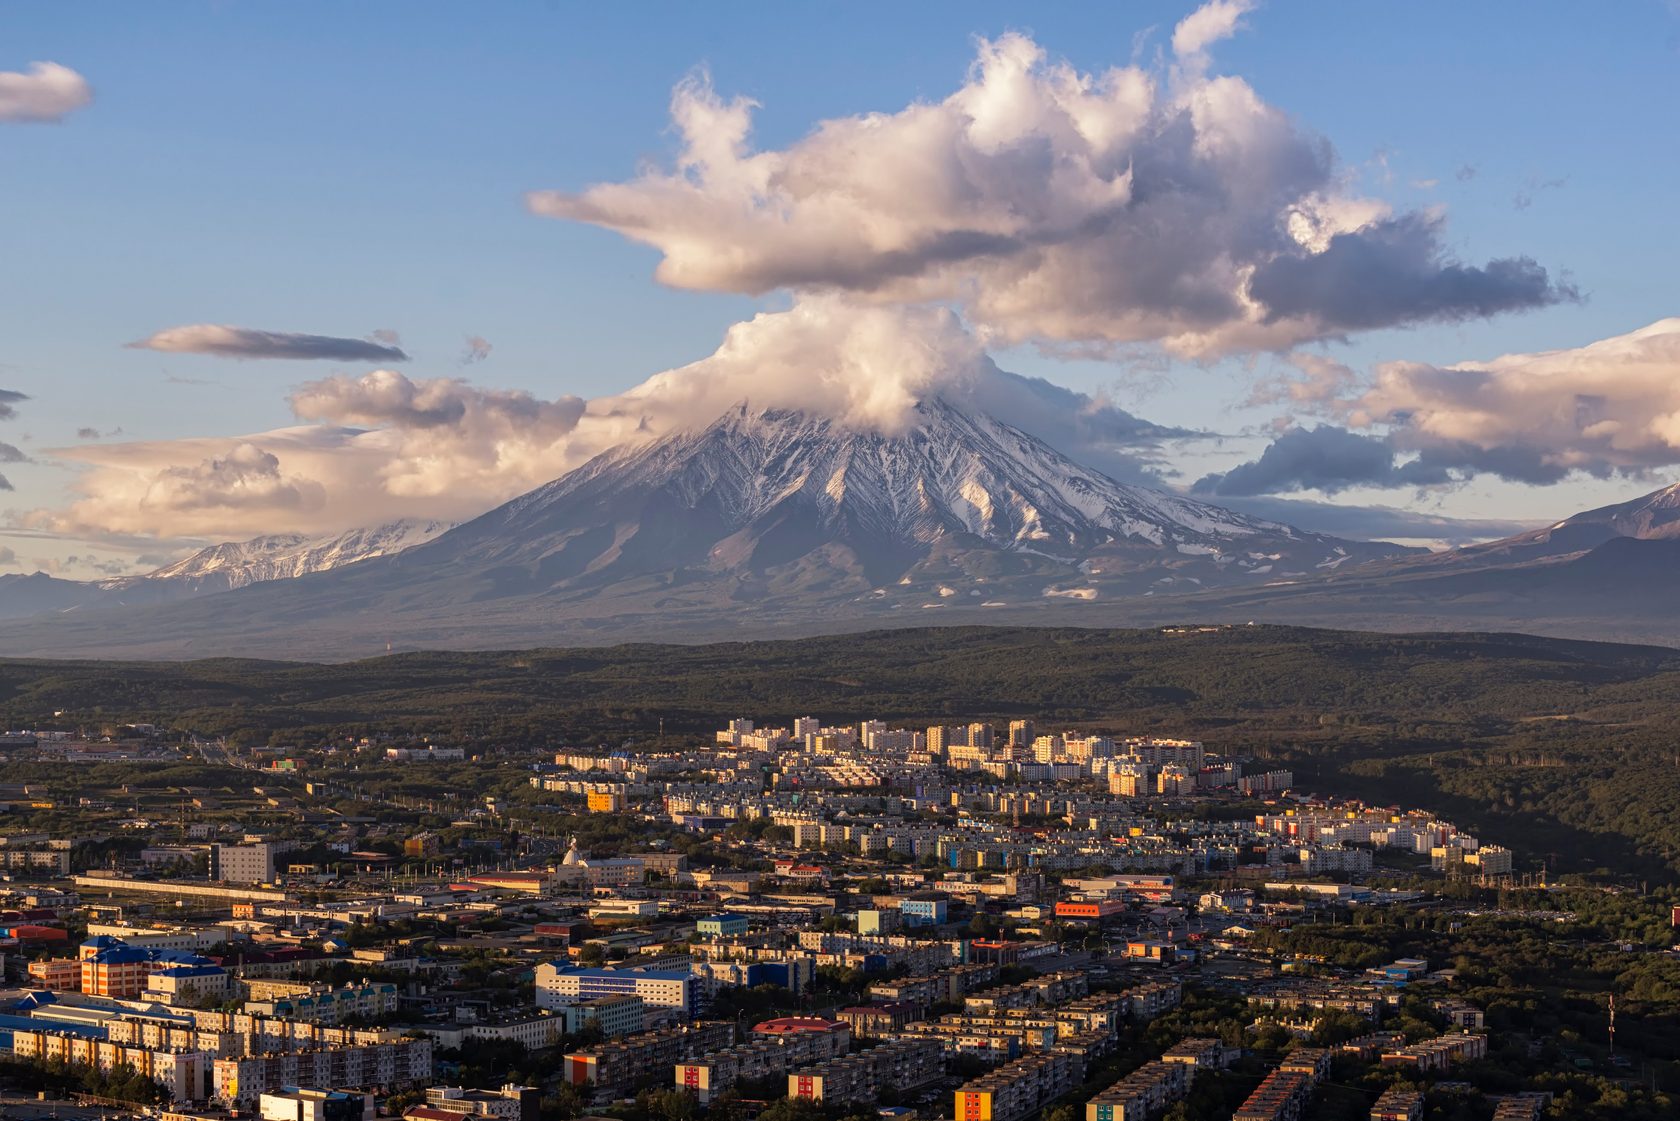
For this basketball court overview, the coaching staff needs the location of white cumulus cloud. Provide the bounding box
[528,6,1566,358]
[0,61,92,123]
[1345,318,1680,484]
[1225,318,1680,493]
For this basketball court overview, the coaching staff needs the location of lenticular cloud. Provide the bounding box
[529,7,1567,358]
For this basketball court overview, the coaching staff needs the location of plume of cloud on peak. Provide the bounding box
[128,324,410,363]
[612,299,988,436]
[0,61,92,123]
[528,4,1565,358]
[36,297,1196,540]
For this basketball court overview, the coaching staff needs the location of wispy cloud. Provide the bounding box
[128,325,410,362]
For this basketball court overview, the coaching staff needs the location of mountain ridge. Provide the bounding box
[5,400,1675,658]
[0,518,453,621]
[0,399,1411,656]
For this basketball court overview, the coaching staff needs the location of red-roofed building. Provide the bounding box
[752,1016,851,1044]
[403,1108,461,1121]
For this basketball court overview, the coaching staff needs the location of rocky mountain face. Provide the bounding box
[416,400,1409,600]
[122,519,455,592]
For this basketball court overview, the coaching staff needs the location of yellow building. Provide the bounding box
[586,790,626,813]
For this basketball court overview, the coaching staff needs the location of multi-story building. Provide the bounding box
[1084,1059,1191,1121]
[563,1022,735,1092]
[836,1002,921,1039]
[85,923,231,953]
[675,1025,850,1104]
[586,790,627,813]
[10,1029,207,1101]
[1154,1037,1227,1071]
[259,1088,375,1121]
[536,965,694,1014]
[1122,980,1183,1022]
[556,995,645,1039]
[1380,1033,1487,1072]
[1231,1068,1315,1121]
[245,982,400,1024]
[145,963,232,1007]
[26,957,82,990]
[1278,1048,1332,1081]
[79,938,220,999]
[696,914,749,938]
[212,1040,433,1105]
[1369,1086,1424,1121]
[953,1048,1086,1121]
[964,971,1088,1015]
[416,1085,539,1121]
[213,843,279,884]
[789,1038,943,1106]
[899,893,948,927]
[0,848,72,875]
[1054,994,1129,1039]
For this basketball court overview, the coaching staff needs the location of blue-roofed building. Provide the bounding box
[0,1012,106,1052]
[79,937,220,999]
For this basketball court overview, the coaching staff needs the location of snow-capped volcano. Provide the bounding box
[422,398,1411,591]
[0,401,1418,656]
[539,400,1260,552]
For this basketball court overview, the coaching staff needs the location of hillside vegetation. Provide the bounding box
[3,624,1678,881]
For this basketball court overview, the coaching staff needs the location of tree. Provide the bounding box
[638,1088,698,1121]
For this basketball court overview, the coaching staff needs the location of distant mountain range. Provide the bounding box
[2,401,1675,657]
[0,519,452,621]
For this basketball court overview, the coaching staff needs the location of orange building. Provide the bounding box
[27,957,82,991]
[1053,900,1126,920]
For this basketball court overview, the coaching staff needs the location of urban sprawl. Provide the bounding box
[0,714,1650,1121]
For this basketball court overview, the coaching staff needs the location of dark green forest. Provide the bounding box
[3,623,1679,882]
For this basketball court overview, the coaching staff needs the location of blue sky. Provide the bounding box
[1,1,1677,575]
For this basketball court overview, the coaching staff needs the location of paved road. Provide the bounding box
[0,1096,144,1121]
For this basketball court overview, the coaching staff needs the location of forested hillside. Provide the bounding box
[3,624,1678,882]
